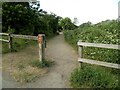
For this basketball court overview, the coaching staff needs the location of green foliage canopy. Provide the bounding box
[2,2,60,37]
[59,17,77,30]
[2,2,38,35]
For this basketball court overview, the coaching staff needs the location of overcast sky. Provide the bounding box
[39,0,119,25]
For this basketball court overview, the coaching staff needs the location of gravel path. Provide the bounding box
[2,34,78,88]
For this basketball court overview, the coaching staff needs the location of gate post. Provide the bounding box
[78,41,83,69]
[38,34,45,62]
[8,33,12,50]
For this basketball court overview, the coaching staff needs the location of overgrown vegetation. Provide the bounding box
[64,20,119,63]
[64,20,120,88]
[59,17,78,30]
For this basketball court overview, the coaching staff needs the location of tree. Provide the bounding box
[59,17,77,30]
[38,12,60,36]
[2,2,41,35]
[2,2,60,37]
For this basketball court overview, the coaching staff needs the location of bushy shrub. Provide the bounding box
[64,20,119,63]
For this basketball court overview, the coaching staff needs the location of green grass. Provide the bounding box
[2,36,37,54]
[70,65,119,88]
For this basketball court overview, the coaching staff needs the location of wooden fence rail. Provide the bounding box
[0,33,46,62]
[11,34,38,40]
[77,41,119,50]
[78,41,120,69]
[0,33,9,36]
[0,39,9,43]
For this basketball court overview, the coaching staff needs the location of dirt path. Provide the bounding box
[2,34,78,88]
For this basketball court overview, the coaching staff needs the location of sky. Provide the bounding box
[39,0,119,25]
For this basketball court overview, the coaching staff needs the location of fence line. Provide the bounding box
[78,41,120,69]
[0,33,46,62]
[78,58,120,69]
[77,41,120,50]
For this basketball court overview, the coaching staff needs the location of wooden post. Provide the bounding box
[78,45,83,69]
[42,35,45,60]
[38,34,45,62]
[8,33,12,50]
[38,34,43,62]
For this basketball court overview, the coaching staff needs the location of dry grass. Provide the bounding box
[11,65,48,84]
[2,45,49,84]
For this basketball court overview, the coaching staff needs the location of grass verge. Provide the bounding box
[70,65,119,88]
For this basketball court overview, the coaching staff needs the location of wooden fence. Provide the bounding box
[77,41,120,69]
[0,33,46,62]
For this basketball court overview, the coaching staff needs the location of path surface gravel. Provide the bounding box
[2,34,78,88]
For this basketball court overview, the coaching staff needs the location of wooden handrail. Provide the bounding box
[77,41,120,50]
[1,33,46,62]
[78,41,120,69]
[11,34,38,40]
[78,58,120,69]
[0,33,9,36]
[0,39,9,43]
